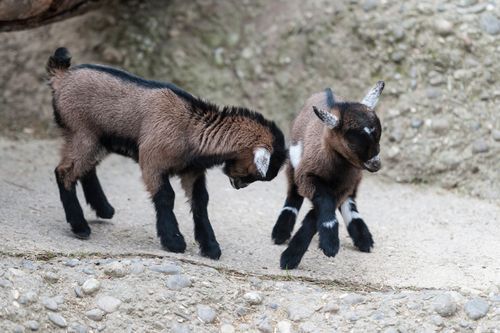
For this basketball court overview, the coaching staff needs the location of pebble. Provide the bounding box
[345,311,359,321]
[96,295,122,313]
[130,262,145,274]
[433,293,457,317]
[103,261,128,278]
[197,304,217,323]
[425,88,441,99]
[26,320,39,331]
[362,0,378,12]
[64,259,80,267]
[86,308,105,321]
[464,297,489,320]
[74,286,84,298]
[472,140,489,154]
[48,313,67,328]
[431,119,449,135]
[166,275,191,290]
[491,130,500,141]
[150,263,181,275]
[411,118,423,129]
[68,323,88,333]
[277,321,292,333]
[434,19,453,36]
[257,318,272,333]
[42,297,59,311]
[82,278,101,294]
[82,267,95,275]
[172,323,190,333]
[430,314,444,326]
[43,272,59,283]
[343,293,366,305]
[480,13,500,35]
[243,291,263,305]
[13,325,24,333]
[19,291,38,304]
[391,51,405,63]
[322,302,340,313]
[0,278,13,288]
[287,303,315,321]
[220,324,235,333]
[299,321,317,333]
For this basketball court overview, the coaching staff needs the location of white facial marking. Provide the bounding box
[254,148,271,177]
[366,154,380,164]
[361,81,385,109]
[322,220,337,229]
[281,206,298,216]
[289,142,302,169]
[340,198,361,227]
[364,127,374,135]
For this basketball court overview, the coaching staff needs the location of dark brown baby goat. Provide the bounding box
[272,82,385,269]
[47,47,286,259]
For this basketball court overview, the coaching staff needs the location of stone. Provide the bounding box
[480,13,500,35]
[103,262,128,278]
[434,19,453,36]
[74,286,84,298]
[26,320,39,331]
[425,88,441,99]
[42,297,59,311]
[166,275,191,290]
[82,268,95,275]
[391,51,405,63]
[82,278,101,294]
[43,272,59,283]
[0,278,13,288]
[299,321,317,333]
[86,308,105,321]
[68,323,88,333]
[64,259,80,267]
[430,314,444,326]
[96,295,121,313]
[149,263,181,275]
[431,119,449,135]
[130,263,145,274]
[433,293,457,317]
[411,118,423,129]
[257,318,272,333]
[13,325,25,333]
[472,140,489,154]
[197,304,217,323]
[491,130,500,141]
[277,321,292,333]
[464,297,489,320]
[362,0,378,12]
[172,323,190,333]
[48,313,67,328]
[287,303,315,321]
[220,324,235,333]
[19,291,38,304]
[322,302,340,313]
[343,293,366,305]
[243,291,263,305]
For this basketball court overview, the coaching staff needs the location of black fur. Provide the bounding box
[99,134,139,162]
[190,174,221,259]
[347,218,374,252]
[325,88,335,108]
[280,209,317,269]
[312,183,340,258]
[80,167,115,219]
[272,183,304,244]
[47,47,71,74]
[54,168,90,239]
[152,173,186,253]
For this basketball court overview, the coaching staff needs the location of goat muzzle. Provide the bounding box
[363,155,381,172]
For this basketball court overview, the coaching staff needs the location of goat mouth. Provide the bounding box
[229,177,248,190]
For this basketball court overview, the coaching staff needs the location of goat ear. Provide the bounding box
[313,106,339,129]
[361,81,385,109]
[254,147,271,177]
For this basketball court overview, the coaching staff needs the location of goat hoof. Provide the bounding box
[72,224,91,239]
[319,241,339,257]
[161,234,186,253]
[96,205,115,219]
[280,248,302,270]
[355,236,374,253]
[347,219,374,253]
[272,213,295,245]
[200,242,221,260]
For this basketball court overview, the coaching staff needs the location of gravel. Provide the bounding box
[48,313,67,328]
[472,139,489,154]
[82,278,101,294]
[103,261,128,278]
[85,308,105,321]
[149,263,181,274]
[243,291,263,305]
[96,295,122,313]
[464,297,490,320]
[42,297,59,311]
[197,305,217,323]
[480,12,500,35]
[166,274,191,290]
[433,293,457,317]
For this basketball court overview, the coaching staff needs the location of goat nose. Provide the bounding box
[364,155,381,172]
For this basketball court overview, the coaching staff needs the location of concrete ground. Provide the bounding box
[1,139,499,292]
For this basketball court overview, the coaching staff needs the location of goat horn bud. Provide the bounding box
[361,81,385,109]
[312,106,339,129]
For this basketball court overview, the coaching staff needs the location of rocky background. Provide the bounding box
[0,0,499,199]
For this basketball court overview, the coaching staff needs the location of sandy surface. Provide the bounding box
[1,139,499,292]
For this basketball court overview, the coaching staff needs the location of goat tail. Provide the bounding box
[47,47,71,77]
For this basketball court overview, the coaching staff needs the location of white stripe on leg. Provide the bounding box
[281,206,298,216]
[340,198,361,227]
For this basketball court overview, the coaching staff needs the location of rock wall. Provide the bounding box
[0,0,498,199]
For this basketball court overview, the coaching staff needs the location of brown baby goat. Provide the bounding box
[272,82,385,269]
[47,48,286,259]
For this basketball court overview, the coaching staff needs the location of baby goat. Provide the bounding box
[47,48,286,259]
[272,82,385,269]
